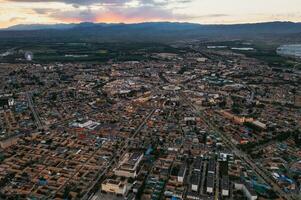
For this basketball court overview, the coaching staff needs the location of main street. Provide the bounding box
[26,92,43,129]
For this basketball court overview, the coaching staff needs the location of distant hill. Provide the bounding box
[5,22,118,31]
[5,23,76,31]
[1,21,301,42]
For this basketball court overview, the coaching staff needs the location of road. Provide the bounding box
[178,92,295,200]
[26,92,43,129]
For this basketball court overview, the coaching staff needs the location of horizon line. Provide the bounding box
[2,20,301,30]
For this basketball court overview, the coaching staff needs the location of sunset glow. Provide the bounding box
[1,0,301,28]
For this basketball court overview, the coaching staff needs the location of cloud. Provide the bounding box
[7,0,144,6]
[184,14,230,20]
[33,8,59,14]
[6,0,193,6]
[23,0,223,24]
[5,0,299,28]
[48,8,99,22]
[18,0,193,23]
[5,0,196,24]
[43,4,181,23]
[9,17,27,22]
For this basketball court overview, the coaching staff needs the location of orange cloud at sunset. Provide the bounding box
[95,12,145,23]
[94,12,174,24]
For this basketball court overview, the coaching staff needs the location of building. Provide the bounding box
[191,171,201,192]
[206,173,214,194]
[0,136,19,148]
[101,178,128,196]
[71,120,100,130]
[251,120,267,130]
[184,117,197,126]
[177,164,186,183]
[207,159,215,174]
[295,93,301,107]
[0,94,14,109]
[186,191,200,200]
[114,152,143,178]
[234,181,258,200]
[218,110,253,124]
[221,176,230,196]
[192,157,202,172]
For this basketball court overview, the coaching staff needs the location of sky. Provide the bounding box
[1,0,301,28]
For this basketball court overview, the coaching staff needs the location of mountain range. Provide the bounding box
[1,21,301,43]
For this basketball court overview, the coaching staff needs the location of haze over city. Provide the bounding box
[1,0,301,28]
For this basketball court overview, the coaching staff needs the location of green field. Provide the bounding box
[0,41,183,63]
[204,40,301,69]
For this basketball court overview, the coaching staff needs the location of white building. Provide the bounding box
[101,178,128,196]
